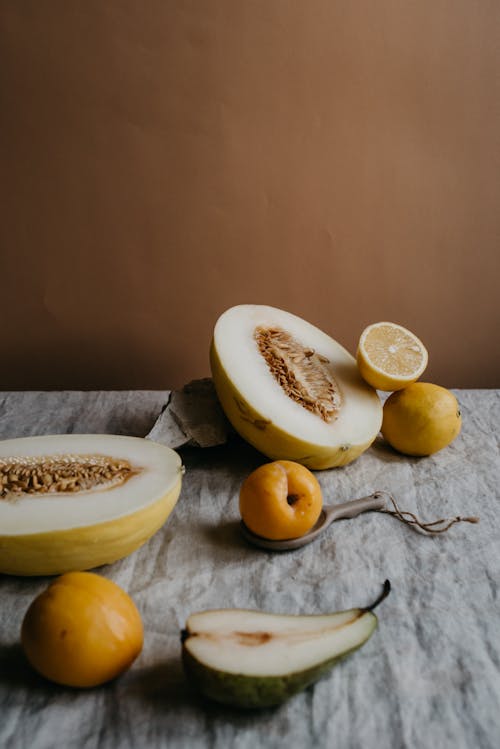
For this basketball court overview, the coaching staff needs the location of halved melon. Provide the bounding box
[210,305,382,469]
[0,434,183,576]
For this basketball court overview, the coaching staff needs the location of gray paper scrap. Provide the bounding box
[146,378,231,449]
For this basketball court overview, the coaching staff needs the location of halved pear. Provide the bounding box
[210,305,382,469]
[0,434,183,576]
[182,581,390,708]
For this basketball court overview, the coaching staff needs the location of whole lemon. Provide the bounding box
[21,571,143,687]
[382,383,462,456]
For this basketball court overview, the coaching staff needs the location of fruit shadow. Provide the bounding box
[370,435,422,464]
[197,519,250,553]
[0,643,61,694]
[128,656,285,724]
[0,642,193,711]
[179,439,268,475]
[122,656,191,708]
[0,642,134,699]
[0,643,285,725]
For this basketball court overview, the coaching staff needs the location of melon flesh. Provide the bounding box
[0,434,183,576]
[210,305,382,469]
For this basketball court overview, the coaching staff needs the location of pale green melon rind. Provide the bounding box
[0,478,181,576]
[210,340,379,469]
[182,613,377,709]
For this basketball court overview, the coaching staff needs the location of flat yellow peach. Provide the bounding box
[21,572,143,687]
[239,460,323,540]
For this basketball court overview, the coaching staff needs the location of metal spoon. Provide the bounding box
[240,491,388,551]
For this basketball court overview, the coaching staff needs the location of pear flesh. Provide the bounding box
[182,582,390,708]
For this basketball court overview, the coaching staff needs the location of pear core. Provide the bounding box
[183,608,374,677]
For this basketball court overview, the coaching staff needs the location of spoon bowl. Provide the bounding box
[240,491,389,551]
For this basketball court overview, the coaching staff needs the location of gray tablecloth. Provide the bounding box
[1,390,499,749]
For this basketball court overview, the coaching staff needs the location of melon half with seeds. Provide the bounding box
[0,434,183,576]
[210,305,382,469]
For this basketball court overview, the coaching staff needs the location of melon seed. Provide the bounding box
[254,327,342,422]
[0,455,137,500]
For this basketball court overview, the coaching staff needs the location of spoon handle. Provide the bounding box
[324,492,387,524]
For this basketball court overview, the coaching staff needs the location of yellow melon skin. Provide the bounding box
[0,478,181,577]
[210,342,378,470]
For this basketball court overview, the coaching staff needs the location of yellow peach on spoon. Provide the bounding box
[239,460,323,541]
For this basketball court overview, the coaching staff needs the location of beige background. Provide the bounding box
[1,1,499,389]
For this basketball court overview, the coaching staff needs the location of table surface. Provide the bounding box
[1,389,499,749]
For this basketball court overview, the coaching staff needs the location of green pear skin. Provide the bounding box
[181,581,390,709]
[182,623,376,709]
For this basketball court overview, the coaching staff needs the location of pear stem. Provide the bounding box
[364,580,391,612]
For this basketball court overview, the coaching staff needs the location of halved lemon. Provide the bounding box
[356,322,428,391]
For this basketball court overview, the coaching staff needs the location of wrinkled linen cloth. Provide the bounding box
[0,387,499,749]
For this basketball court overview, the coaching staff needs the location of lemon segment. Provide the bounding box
[357,322,428,391]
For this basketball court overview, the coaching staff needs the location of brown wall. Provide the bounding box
[1,1,499,389]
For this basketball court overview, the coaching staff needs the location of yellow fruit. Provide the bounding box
[21,572,143,687]
[357,322,428,391]
[239,460,323,540]
[211,305,382,470]
[381,383,462,456]
[0,434,183,576]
